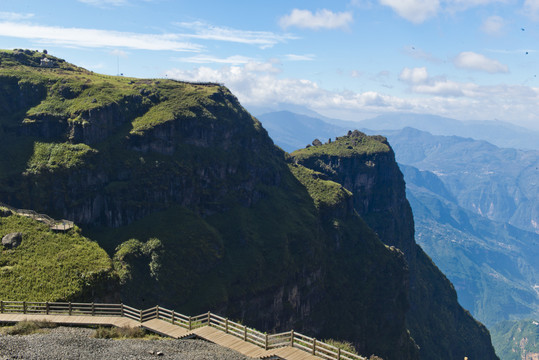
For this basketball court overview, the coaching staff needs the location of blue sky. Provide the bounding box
[1,0,539,129]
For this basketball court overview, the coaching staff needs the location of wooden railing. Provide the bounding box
[0,202,74,231]
[0,300,365,360]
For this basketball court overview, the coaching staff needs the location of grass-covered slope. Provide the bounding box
[0,210,113,301]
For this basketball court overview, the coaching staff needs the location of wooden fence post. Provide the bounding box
[225,318,229,333]
[91,302,95,316]
[46,302,49,315]
[265,333,268,350]
[243,325,247,341]
[171,310,175,324]
[23,301,26,314]
[189,316,192,330]
[68,302,72,315]
[312,339,316,355]
[338,348,341,360]
[0,301,3,313]
[120,303,124,317]
[207,311,211,326]
[139,309,143,322]
[290,330,294,346]
[156,306,159,319]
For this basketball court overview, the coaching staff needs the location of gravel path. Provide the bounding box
[0,326,255,360]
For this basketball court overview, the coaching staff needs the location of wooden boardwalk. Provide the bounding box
[139,320,321,360]
[0,314,319,360]
[141,318,189,338]
[0,301,366,360]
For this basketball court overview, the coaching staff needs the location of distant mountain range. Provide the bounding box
[402,163,539,326]
[357,113,539,151]
[257,110,539,358]
[256,111,346,152]
[382,127,539,235]
[256,110,539,151]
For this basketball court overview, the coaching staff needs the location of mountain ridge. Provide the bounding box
[257,109,539,152]
[0,49,498,359]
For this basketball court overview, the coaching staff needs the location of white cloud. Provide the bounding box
[0,22,202,52]
[165,63,402,110]
[176,55,253,65]
[399,67,474,97]
[411,79,477,97]
[165,63,539,128]
[176,21,296,48]
[284,54,315,61]
[379,0,440,23]
[399,67,429,84]
[445,0,510,12]
[486,48,534,55]
[78,0,128,6]
[481,15,505,35]
[380,0,510,23]
[110,49,128,58]
[244,60,282,74]
[279,9,353,30]
[0,12,34,21]
[454,51,509,73]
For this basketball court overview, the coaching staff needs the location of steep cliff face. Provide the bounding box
[292,131,499,360]
[0,50,420,359]
[0,50,280,226]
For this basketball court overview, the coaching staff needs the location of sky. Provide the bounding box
[1,0,539,130]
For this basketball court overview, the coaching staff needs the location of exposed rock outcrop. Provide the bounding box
[0,208,12,217]
[2,232,22,249]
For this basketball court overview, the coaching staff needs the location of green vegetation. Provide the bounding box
[89,167,323,313]
[87,206,224,308]
[93,326,150,339]
[288,164,352,210]
[130,82,224,134]
[25,142,98,174]
[114,238,163,283]
[0,213,113,301]
[292,130,390,160]
[0,49,499,360]
[1,320,57,335]
[323,339,358,354]
[491,319,539,360]
[0,51,140,119]
[0,49,230,139]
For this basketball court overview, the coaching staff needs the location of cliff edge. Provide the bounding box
[0,50,496,359]
[292,131,498,359]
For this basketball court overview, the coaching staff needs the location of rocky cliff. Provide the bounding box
[0,49,495,359]
[292,131,499,360]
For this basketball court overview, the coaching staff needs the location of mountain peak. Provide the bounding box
[292,129,389,159]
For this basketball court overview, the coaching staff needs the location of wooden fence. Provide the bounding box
[0,300,365,360]
[0,202,74,231]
